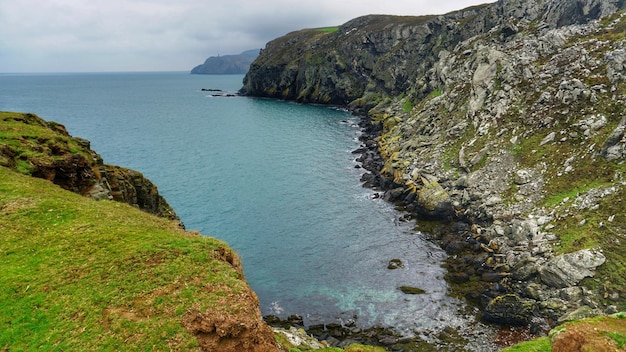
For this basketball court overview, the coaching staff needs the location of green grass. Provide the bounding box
[0,166,248,350]
[428,89,443,98]
[315,26,339,33]
[606,332,626,348]
[543,182,604,207]
[402,98,413,112]
[499,337,551,352]
[0,111,95,175]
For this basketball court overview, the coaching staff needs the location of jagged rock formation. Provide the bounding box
[0,112,181,223]
[242,0,626,334]
[191,49,260,74]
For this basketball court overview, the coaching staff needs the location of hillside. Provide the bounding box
[241,0,626,342]
[191,49,260,74]
[0,166,282,350]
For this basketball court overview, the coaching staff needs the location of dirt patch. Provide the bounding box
[551,315,626,352]
[182,287,279,352]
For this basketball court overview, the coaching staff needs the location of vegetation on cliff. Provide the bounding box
[0,112,282,351]
[502,312,626,351]
[0,112,179,223]
[0,113,390,351]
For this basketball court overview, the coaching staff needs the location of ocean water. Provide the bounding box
[0,72,472,334]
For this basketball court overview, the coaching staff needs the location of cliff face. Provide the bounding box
[242,0,624,106]
[0,112,180,223]
[242,0,626,331]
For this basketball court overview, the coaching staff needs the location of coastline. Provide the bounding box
[237,4,626,347]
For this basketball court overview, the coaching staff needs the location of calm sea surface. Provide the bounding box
[0,72,473,334]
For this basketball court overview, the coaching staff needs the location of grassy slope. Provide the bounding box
[0,166,248,350]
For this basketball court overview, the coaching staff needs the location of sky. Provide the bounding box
[0,0,496,73]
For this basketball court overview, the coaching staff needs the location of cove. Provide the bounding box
[0,72,472,335]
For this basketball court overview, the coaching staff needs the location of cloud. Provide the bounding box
[0,0,495,72]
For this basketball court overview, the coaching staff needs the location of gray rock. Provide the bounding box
[539,132,556,146]
[514,169,533,185]
[557,305,602,323]
[509,219,539,244]
[539,249,606,288]
[600,116,626,161]
[605,48,626,84]
[559,286,584,302]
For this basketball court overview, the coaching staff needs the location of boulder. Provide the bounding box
[557,305,602,324]
[600,116,626,161]
[399,286,426,294]
[539,249,606,288]
[417,179,451,215]
[514,169,533,185]
[482,294,536,326]
[508,219,539,244]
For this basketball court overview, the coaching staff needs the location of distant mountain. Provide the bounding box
[191,49,260,74]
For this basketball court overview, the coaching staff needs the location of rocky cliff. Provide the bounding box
[0,112,181,224]
[242,0,626,335]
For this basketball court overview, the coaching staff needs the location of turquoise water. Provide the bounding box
[0,72,470,333]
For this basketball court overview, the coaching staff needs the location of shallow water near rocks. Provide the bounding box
[0,72,492,343]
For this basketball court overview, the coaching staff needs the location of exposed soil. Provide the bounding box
[183,286,280,352]
[551,316,626,352]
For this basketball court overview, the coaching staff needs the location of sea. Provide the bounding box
[0,72,477,336]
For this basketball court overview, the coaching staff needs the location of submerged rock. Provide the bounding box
[387,259,404,270]
[399,286,426,294]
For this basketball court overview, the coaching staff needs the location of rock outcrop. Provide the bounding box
[241,0,625,106]
[0,112,181,223]
[242,0,626,335]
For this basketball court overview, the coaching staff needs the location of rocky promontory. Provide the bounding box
[191,49,260,74]
[0,112,181,224]
[242,0,626,343]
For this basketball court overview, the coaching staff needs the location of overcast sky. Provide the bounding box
[0,0,496,73]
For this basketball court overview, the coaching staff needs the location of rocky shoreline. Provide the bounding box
[241,1,626,349]
[267,101,620,350]
[349,19,626,325]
